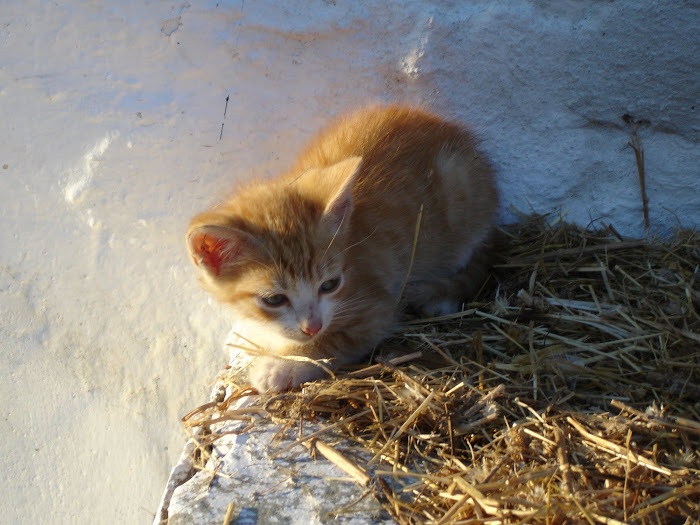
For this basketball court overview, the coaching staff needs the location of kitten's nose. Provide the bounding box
[301,320,322,337]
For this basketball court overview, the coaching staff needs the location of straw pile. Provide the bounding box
[184,214,700,524]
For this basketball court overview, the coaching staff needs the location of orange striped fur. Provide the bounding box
[187,105,498,392]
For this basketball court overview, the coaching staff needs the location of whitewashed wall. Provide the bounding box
[0,1,696,523]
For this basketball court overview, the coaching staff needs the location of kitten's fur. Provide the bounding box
[187,105,498,392]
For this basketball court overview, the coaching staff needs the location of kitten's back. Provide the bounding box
[289,105,499,303]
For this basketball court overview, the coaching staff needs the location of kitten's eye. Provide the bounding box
[319,277,340,294]
[261,294,288,307]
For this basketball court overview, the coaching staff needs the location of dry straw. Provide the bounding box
[184,213,699,524]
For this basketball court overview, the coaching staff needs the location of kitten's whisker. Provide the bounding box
[332,308,361,319]
[332,227,378,260]
[335,298,370,309]
[338,293,374,303]
[335,292,376,306]
[335,297,374,312]
[254,243,283,276]
[332,297,377,316]
[321,207,348,263]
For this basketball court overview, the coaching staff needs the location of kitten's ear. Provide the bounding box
[322,156,362,231]
[187,225,254,278]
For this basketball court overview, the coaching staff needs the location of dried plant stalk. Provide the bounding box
[627,128,650,230]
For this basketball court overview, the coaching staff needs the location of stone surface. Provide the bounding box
[158,395,394,525]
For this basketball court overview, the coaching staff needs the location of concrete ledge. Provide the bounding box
[156,389,395,525]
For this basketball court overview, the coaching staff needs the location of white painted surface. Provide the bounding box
[0,0,697,523]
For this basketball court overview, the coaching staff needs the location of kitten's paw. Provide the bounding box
[249,356,329,393]
[405,280,460,317]
[422,299,461,317]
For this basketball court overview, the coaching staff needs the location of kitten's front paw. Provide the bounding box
[249,356,330,393]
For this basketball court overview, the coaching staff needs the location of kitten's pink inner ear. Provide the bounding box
[190,232,226,275]
[323,156,362,230]
[325,194,351,229]
[189,227,244,276]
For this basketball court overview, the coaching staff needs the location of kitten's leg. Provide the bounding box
[405,242,492,316]
[249,355,331,392]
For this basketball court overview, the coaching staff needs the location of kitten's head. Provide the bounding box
[187,157,361,349]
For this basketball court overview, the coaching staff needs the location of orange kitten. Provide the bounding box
[187,105,498,392]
